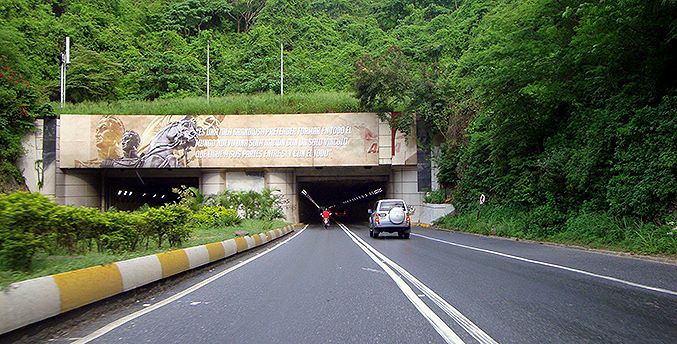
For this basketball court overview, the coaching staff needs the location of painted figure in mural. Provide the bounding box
[101,130,143,168]
[121,130,141,158]
[139,119,200,168]
[95,115,125,160]
[75,115,125,167]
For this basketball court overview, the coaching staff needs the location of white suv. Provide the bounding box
[368,199,411,239]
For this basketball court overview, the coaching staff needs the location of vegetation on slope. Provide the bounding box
[0,0,674,254]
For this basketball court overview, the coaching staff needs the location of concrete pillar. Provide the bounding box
[265,170,297,223]
[58,171,100,208]
[387,166,424,222]
[201,170,226,196]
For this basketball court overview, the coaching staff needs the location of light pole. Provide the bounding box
[59,37,70,109]
[206,40,210,103]
[280,41,284,96]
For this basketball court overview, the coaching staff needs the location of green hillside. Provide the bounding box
[1,0,675,254]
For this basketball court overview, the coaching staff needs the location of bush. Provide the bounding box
[527,204,567,238]
[100,211,143,252]
[424,190,447,204]
[208,188,286,220]
[192,206,240,227]
[140,203,193,248]
[0,192,57,270]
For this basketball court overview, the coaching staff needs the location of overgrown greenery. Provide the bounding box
[0,188,286,273]
[350,0,676,254]
[0,1,675,254]
[437,205,677,256]
[57,91,359,115]
[0,218,285,289]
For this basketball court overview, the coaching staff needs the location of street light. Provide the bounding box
[60,37,70,109]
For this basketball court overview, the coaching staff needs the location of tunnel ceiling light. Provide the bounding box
[117,190,122,196]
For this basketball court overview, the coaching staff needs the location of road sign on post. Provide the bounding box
[477,193,486,220]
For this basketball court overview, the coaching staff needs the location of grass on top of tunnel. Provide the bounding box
[0,219,288,289]
[55,92,361,115]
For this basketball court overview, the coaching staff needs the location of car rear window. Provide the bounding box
[379,201,405,211]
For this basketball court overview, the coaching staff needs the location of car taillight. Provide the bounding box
[375,215,380,223]
[406,214,410,223]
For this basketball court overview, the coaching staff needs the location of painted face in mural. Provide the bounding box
[95,116,125,160]
[121,130,141,158]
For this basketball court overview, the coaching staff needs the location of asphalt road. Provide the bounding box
[8,224,677,343]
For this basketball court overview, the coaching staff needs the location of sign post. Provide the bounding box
[477,193,486,220]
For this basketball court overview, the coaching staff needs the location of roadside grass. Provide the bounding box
[55,91,361,115]
[0,219,288,289]
[435,206,677,257]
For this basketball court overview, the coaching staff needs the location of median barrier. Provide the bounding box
[0,224,302,335]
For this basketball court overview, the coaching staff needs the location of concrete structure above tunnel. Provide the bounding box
[19,114,434,223]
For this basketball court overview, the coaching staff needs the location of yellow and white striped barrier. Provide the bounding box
[0,224,301,335]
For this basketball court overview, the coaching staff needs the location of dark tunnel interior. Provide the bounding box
[298,179,387,224]
[106,177,199,210]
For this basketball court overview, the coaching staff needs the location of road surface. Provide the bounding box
[6,224,677,343]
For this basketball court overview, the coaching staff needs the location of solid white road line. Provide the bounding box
[338,224,465,344]
[341,224,497,344]
[74,225,308,344]
[413,233,677,297]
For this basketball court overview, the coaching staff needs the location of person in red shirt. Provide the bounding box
[321,208,331,228]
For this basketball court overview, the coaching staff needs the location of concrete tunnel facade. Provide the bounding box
[18,113,441,223]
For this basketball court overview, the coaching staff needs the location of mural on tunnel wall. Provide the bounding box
[60,113,417,168]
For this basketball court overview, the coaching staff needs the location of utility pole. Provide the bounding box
[206,40,210,103]
[60,37,70,109]
[280,41,284,96]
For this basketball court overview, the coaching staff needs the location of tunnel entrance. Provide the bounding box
[106,177,199,210]
[297,176,387,224]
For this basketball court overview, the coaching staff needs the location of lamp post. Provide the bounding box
[59,37,70,109]
[280,41,284,96]
[206,40,210,103]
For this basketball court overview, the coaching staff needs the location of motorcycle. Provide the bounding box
[323,217,330,229]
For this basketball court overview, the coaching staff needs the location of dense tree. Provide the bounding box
[0,0,673,224]
[0,23,53,191]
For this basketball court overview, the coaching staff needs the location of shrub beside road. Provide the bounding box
[436,205,677,257]
[0,190,287,288]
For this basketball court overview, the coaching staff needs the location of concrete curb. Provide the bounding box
[0,224,302,335]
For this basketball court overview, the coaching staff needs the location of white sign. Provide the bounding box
[479,194,486,205]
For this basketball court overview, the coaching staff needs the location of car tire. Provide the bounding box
[373,229,380,238]
[403,233,410,239]
[369,230,373,238]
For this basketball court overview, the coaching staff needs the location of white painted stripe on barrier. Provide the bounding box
[245,236,256,249]
[116,255,163,292]
[223,239,237,257]
[258,233,268,244]
[0,276,61,334]
[0,225,298,336]
[184,246,210,269]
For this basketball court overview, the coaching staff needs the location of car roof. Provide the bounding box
[377,199,406,203]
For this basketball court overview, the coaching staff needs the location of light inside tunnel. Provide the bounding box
[298,180,387,224]
[106,177,199,210]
